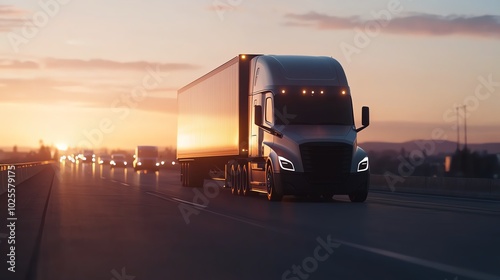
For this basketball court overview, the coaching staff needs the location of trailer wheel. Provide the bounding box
[266,164,283,201]
[241,164,250,196]
[236,165,243,195]
[229,164,238,195]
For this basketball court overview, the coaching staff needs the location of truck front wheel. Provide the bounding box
[266,164,283,201]
[349,181,368,202]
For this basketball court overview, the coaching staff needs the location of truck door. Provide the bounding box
[249,94,264,157]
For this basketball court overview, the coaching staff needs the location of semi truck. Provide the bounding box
[133,146,160,171]
[177,54,370,202]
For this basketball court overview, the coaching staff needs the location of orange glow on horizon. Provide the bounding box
[56,143,68,151]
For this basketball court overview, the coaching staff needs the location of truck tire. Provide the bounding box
[266,164,283,201]
[241,164,250,196]
[236,165,242,195]
[349,183,368,202]
[228,164,238,195]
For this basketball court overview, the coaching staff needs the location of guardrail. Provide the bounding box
[371,174,500,200]
[0,161,51,195]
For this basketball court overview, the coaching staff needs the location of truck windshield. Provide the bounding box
[273,86,354,125]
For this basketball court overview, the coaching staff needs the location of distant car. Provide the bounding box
[98,155,111,165]
[110,154,128,168]
[78,149,95,163]
[67,154,76,163]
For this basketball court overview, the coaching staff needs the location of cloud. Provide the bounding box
[0,56,195,114]
[43,58,199,71]
[205,3,242,12]
[0,5,29,32]
[284,12,500,39]
[0,57,200,72]
[0,77,177,113]
[0,59,39,69]
[0,5,27,16]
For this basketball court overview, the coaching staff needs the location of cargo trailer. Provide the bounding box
[177,54,370,202]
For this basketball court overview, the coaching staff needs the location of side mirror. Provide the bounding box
[362,106,370,127]
[254,104,283,138]
[356,106,370,132]
[254,105,263,126]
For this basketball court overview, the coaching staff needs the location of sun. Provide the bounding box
[56,143,68,151]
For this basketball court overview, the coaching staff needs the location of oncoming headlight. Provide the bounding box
[278,156,295,172]
[357,157,369,172]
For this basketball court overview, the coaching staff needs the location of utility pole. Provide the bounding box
[456,106,460,151]
[462,105,468,176]
[462,105,467,151]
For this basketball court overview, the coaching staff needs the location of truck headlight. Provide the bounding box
[357,157,369,172]
[137,162,142,166]
[279,156,295,171]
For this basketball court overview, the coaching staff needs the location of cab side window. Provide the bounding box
[265,97,274,124]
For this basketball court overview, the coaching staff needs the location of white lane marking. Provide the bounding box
[370,197,500,214]
[149,191,207,209]
[145,192,206,208]
[196,207,275,230]
[334,239,500,280]
[171,197,207,208]
[146,191,207,208]
[371,189,499,204]
[120,182,129,186]
[145,191,287,233]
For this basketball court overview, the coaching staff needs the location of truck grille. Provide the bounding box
[300,142,353,183]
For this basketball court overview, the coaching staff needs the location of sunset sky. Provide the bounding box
[1,0,499,151]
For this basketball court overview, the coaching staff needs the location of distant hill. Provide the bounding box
[360,140,500,155]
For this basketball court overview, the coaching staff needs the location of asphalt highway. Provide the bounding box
[1,162,499,280]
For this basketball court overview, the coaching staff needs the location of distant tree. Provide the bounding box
[37,140,52,161]
[13,145,18,153]
[449,148,500,178]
